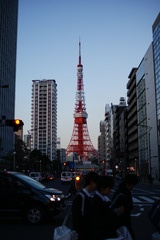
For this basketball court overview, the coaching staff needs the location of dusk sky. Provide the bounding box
[15,0,160,149]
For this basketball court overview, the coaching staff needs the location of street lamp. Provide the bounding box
[13,151,16,171]
[27,127,45,134]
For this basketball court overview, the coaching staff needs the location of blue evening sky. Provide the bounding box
[15,0,160,149]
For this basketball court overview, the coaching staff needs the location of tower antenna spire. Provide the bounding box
[79,38,81,65]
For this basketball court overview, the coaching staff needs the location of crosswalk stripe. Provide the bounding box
[132,197,141,203]
[68,196,159,205]
[138,196,155,203]
[152,196,160,200]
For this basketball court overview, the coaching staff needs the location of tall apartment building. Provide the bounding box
[111,97,127,174]
[126,68,139,174]
[104,104,112,168]
[98,121,106,161]
[31,79,57,161]
[0,0,18,158]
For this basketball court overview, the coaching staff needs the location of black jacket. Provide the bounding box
[72,190,91,240]
[89,193,119,240]
[111,182,135,239]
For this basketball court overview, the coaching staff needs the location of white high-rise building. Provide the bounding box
[104,104,112,166]
[31,79,57,161]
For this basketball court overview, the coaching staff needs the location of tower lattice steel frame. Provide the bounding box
[66,42,98,160]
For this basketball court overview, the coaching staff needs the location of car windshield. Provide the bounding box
[62,172,71,176]
[13,173,45,189]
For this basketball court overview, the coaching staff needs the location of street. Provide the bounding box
[130,181,160,240]
[0,178,159,240]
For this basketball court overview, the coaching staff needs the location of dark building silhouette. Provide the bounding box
[0,0,19,158]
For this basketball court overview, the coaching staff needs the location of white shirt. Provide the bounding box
[82,188,91,197]
[95,191,111,203]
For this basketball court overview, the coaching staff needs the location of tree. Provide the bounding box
[28,149,42,171]
[14,139,30,171]
[28,149,52,172]
[1,139,30,171]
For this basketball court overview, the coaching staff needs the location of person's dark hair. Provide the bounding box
[83,171,99,187]
[96,176,114,191]
[123,174,138,186]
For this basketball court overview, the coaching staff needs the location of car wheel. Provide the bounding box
[25,205,44,225]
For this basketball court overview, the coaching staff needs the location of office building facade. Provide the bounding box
[0,0,18,158]
[31,79,57,161]
[153,13,160,178]
[136,44,158,179]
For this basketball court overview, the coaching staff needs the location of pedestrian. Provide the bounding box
[147,174,153,188]
[71,171,99,240]
[111,174,138,240]
[68,178,77,196]
[89,175,124,240]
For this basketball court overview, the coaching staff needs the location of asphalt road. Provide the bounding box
[130,181,160,240]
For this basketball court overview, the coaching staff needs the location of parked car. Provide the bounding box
[29,172,43,182]
[61,171,73,183]
[0,171,66,225]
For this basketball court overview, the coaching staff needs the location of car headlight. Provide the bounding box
[45,194,63,202]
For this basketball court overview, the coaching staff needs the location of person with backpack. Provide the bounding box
[89,175,124,240]
[71,171,99,240]
[111,174,138,240]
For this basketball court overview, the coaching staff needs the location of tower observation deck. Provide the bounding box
[66,42,98,160]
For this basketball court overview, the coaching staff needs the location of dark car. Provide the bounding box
[0,171,66,225]
[44,173,54,182]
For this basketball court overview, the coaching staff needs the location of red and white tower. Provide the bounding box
[66,42,98,160]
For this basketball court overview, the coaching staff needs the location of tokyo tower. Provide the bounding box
[66,42,98,160]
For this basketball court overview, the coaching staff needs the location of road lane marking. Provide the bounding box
[140,207,144,211]
[131,213,141,217]
[152,196,160,200]
[132,197,141,203]
[138,196,155,203]
[133,187,155,194]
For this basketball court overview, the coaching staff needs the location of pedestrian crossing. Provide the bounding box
[66,196,160,206]
[132,195,160,205]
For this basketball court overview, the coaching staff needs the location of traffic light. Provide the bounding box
[5,119,24,132]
